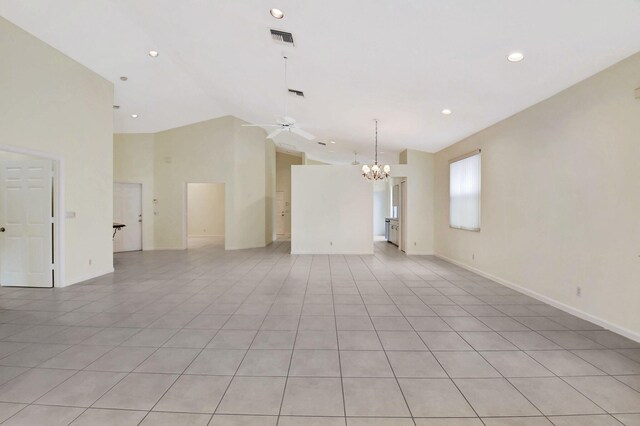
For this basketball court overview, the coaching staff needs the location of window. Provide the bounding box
[449,150,481,231]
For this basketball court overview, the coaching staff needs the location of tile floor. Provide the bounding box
[0,242,638,425]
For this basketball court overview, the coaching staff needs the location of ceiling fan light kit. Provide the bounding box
[362,119,390,180]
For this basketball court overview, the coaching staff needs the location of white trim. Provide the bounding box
[435,253,640,343]
[291,251,375,255]
[0,144,64,287]
[406,251,435,256]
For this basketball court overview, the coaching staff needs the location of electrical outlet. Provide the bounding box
[472,253,475,260]
[330,241,333,246]
[89,259,92,266]
[576,287,581,297]
[414,242,417,246]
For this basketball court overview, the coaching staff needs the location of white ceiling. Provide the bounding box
[2,0,640,164]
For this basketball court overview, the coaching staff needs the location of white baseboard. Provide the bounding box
[62,267,114,287]
[291,251,375,255]
[435,253,640,343]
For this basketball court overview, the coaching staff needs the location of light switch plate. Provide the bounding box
[66,211,76,218]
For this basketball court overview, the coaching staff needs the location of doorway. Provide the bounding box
[0,149,59,287]
[113,182,143,253]
[384,177,407,252]
[186,183,225,249]
[372,181,389,242]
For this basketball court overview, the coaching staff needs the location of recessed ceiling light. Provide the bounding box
[270,8,284,19]
[131,114,139,118]
[330,141,336,144]
[119,76,128,81]
[441,109,452,115]
[148,50,159,57]
[507,52,524,62]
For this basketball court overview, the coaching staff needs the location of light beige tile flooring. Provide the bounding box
[0,242,638,425]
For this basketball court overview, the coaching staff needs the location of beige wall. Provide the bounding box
[114,116,271,251]
[276,152,303,235]
[187,183,225,236]
[292,165,373,254]
[305,158,329,165]
[113,134,155,250]
[434,52,640,339]
[0,17,114,286]
[398,150,435,254]
[291,154,435,255]
[265,140,276,244]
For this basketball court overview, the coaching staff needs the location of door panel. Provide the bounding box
[113,183,142,252]
[0,160,53,287]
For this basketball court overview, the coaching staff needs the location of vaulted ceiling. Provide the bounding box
[2,0,640,164]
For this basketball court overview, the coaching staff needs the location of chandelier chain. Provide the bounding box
[361,118,390,181]
[374,119,378,164]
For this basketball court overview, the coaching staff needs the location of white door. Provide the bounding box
[276,191,286,235]
[113,183,142,252]
[0,159,53,287]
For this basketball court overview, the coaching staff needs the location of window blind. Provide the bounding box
[449,151,481,231]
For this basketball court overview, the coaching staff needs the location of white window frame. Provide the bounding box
[449,149,481,232]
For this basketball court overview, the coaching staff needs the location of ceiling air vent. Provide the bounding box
[317,142,327,146]
[288,89,304,97]
[270,29,295,46]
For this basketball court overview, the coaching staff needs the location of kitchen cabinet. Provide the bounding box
[388,219,400,246]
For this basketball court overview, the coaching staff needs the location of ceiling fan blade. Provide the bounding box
[276,116,296,126]
[267,128,285,139]
[290,127,316,140]
[242,124,282,127]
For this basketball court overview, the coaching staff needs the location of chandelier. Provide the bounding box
[362,119,390,180]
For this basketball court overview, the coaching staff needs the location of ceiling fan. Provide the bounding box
[242,56,316,141]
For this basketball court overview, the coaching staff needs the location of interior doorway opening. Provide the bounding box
[186,183,225,249]
[275,151,302,242]
[374,177,407,252]
[0,148,61,287]
[373,180,389,242]
[113,182,143,253]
